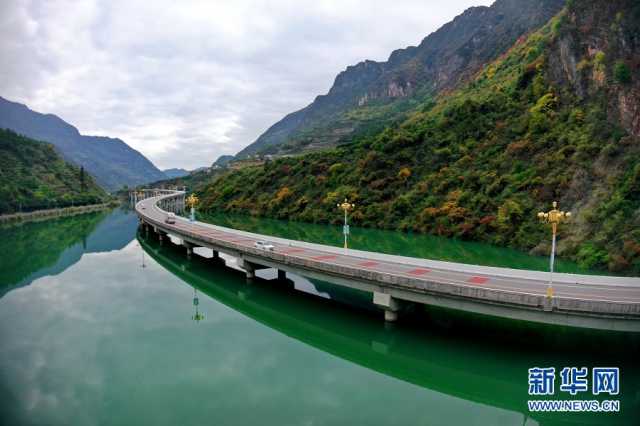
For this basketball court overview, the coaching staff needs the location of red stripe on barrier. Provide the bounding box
[468,276,489,284]
[359,261,379,267]
[280,248,306,254]
[408,268,431,275]
[311,255,338,261]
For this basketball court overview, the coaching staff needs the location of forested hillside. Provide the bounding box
[200,0,640,274]
[0,129,107,213]
[0,97,167,191]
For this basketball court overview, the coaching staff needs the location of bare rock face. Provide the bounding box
[547,0,640,137]
[237,0,565,159]
[617,88,640,136]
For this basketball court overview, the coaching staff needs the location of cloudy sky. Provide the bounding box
[0,0,491,170]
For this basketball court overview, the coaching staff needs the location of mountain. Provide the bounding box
[212,155,234,168]
[163,168,190,179]
[200,0,640,274]
[191,166,210,173]
[0,129,107,213]
[0,97,166,191]
[236,0,565,159]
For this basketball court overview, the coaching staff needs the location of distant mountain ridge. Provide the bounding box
[0,97,166,191]
[213,155,234,168]
[236,0,565,158]
[163,168,190,178]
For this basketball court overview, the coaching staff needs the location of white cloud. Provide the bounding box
[0,0,491,169]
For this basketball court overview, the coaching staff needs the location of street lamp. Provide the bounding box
[337,198,355,250]
[192,288,204,322]
[186,194,199,222]
[537,201,571,298]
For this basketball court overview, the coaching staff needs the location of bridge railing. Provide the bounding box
[133,189,186,215]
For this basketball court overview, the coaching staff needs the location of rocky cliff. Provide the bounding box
[236,0,565,158]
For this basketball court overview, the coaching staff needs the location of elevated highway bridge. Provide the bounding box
[135,189,640,332]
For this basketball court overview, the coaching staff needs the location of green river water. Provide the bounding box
[0,208,638,426]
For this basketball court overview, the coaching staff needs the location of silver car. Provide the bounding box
[165,212,176,224]
[254,241,275,251]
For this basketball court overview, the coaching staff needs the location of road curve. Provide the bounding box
[135,190,640,331]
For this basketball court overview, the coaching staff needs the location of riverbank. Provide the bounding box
[0,201,118,225]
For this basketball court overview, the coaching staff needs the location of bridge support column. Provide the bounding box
[245,263,255,281]
[278,269,287,281]
[238,259,269,281]
[183,241,194,260]
[210,250,224,265]
[158,230,167,246]
[373,291,401,322]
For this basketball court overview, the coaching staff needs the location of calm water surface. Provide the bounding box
[0,208,638,426]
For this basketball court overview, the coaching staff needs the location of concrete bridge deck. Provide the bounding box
[135,190,640,331]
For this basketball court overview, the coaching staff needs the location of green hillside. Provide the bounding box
[200,0,640,274]
[0,129,107,213]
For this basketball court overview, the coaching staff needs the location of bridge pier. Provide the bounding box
[157,230,167,246]
[373,291,401,322]
[183,241,194,260]
[239,259,256,281]
[239,259,269,281]
[245,263,255,281]
[210,250,225,265]
[278,269,287,281]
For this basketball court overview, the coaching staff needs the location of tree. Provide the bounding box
[80,166,86,191]
[613,61,631,84]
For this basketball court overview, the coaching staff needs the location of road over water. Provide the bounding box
[136,190,640,331]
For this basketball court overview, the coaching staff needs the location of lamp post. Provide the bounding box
[537,201,571,298]
[337,198,355,250]
[186,194,199,222]
[192,288,204,322]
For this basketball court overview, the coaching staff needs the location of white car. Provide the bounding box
[254,241,275,251]
[165,212,176,224]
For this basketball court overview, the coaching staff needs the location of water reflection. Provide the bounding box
[0,209,139,297]
[139,233,640,426]
[192,287,204,322]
